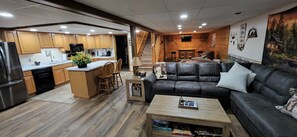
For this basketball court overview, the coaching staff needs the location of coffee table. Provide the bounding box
[146,95,231,137]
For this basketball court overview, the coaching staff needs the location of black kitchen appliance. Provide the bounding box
[32,67,55,94]
[70,44,84,53]
[0,42,28,111]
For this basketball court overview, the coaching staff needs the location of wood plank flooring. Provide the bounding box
[0,72,249,137]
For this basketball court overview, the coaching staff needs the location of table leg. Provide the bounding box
[222,124,230,137]
[146,114,152,137]
[125,82,130,101]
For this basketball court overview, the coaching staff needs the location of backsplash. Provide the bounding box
[19,48,66,66]
[88,48,114,57]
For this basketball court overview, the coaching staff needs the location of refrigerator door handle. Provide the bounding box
[0,47,8,80]
[0,80,23,88]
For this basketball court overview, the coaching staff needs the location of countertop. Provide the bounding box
[22,60,72,71]
[67,60,117,72]
[92,56,114,59]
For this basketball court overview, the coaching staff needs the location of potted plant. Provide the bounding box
[70,52,92,68]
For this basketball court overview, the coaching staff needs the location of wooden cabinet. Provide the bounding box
[76,35,88,49]
[23,71,36,94]
[52,63,73,85]
[53,69,66,85]
[17,31,41,54]
[95,35,101,48]
[86,35,96,49]
[62,34,70,51]
[100,35,113,48]
[52,33,65,48]
[4,31,22,54]
[38,32,53,48]
[67,34,76,44]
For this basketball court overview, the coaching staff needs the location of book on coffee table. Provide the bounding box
[178,96,198,110]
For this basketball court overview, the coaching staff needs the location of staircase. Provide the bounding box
[139,36,153,70]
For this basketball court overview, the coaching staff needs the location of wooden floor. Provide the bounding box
[0,72,249,137]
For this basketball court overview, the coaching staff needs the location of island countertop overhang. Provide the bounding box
[67,60,117,72]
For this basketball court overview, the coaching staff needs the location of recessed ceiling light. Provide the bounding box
[178,27,182,30]
[136,29,140,33]
[90,29,95,32]
[30,28,37,32]
[87,33,91,35]
[65,31,70,34]
[179,31,182,34]
[202,23,207,26]
[180,14,188,19]
[193,30,196,33]
[198,26,203,29]
[60,25,67,29]
[177,25,182,28]
[108,32,112,34]
[0,12,14,18]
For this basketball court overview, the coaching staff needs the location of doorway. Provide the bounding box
[115,35,128,70]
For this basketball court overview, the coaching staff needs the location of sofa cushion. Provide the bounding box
[261,71,297,105]
[175,81,201,95]
[153,80,175,94]
[166,62,177,80]
[220,62,252,72]
[231,92,297,137]
[200,82,230,97]
[250,63,274,92]
[177,63,198,81]
[198,62,221,82]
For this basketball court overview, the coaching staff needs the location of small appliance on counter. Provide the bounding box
[0,42,28,111]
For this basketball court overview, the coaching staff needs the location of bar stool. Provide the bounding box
[113,59,123,88]
[97,62,115,94]
[171,52,176,61]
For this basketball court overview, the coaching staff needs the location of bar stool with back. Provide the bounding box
[113,59,123,88]
[97,62,115,94]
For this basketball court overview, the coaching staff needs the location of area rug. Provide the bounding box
[31,84,80,104]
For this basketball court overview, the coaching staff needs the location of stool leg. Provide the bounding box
[119,73,123,85]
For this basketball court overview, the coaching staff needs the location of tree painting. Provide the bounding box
[263,6,297,74]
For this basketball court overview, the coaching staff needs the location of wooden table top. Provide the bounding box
[146,95,231,124]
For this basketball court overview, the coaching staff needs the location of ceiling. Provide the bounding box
[0,0,130,34]
[0,0,296,35]
[75,0,297,34]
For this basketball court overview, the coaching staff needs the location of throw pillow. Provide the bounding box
[154,62,167,79]
[216,72,248,93]
[229,62,256,85]
[276,91,297,120]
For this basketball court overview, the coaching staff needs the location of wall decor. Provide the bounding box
[263,6,297,74]
[211,33,216,48]
[230,32,237,46]
[247,27,258,38]
[237,23,247,51]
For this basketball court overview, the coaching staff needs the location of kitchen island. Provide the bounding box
[67,60,117,99]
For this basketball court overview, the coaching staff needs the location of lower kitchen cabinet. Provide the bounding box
[23,71,36,94]
[52,63,73,85]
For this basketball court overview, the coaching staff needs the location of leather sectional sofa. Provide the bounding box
[144,62,297,137]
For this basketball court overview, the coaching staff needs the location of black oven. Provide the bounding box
[32,67,55,94]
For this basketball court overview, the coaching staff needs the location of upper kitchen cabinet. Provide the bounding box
[52,33,65,48]
[17,31,41,54]
[76,35,88,49]
[38,32,53,48]
[86,35,95,49]
[67,34,77,44]
[62,34,70,51]
[95,35,101,48]
[100,35,113,48]
[3,31,22,54]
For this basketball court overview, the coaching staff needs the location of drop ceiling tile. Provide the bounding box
[119,0,167,14]
[203,0,243,8]
[164,0,206,11]
[142,12,172,23]
[0,0,34,11]
[197,6,231,19]
[169,9,200,22]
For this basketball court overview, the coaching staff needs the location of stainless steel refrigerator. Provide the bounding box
[0,42,27,111]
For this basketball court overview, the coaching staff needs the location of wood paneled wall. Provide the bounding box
[164,34,210,59]
[209,26,230,59]
[153,33,165,62]
[163,26,230,60]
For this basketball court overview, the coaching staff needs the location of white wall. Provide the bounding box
[19,48,65,66]
[228,2,297,63]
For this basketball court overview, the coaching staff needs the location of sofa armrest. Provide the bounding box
[144,73,157,102]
